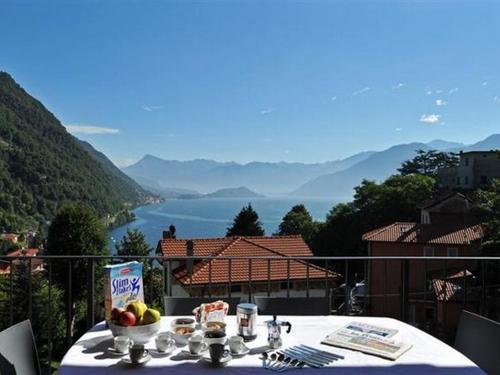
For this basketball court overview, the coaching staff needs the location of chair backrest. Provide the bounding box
[454,310,500,375]
[253,296,330,316]
[164,297,242,315]
[0,320,41,375]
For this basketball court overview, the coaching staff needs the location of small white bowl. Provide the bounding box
[108,320,161,344]
[170,326,195,345]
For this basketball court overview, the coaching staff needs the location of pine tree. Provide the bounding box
[226,204,264,237]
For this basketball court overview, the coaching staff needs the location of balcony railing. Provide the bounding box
[0,254,499,374]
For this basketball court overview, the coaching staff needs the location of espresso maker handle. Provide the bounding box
[284,322,292,334]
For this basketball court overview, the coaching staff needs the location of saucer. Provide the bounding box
[106,347,129,356]
[151,346,175,356]
[120,353,152,366]
[231,346,250,357]
[201,354,232,366]
[182,349,207,358]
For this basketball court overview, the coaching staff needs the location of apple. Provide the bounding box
[119,311,136,326]
[111,307,125,322]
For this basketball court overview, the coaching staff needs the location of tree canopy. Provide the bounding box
[311,174,436,257]
[398,149,459,177]
[46,203,108,301]
[226,204,265,237]
[276,204,318,244]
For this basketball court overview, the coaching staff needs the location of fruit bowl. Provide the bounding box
[108,320,161,344]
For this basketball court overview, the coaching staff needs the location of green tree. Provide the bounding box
[276,204,318,245]
[46,203,108,300]
[226,204,265,237]
[312,174,436,257]
[116,228,151,259]
[398,149,459,177]
[46,203,108,341]
[0,263,66,370]
[0,238,18,255]
[475,179,500,252]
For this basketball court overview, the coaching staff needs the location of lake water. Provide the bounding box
[108,197,339,251]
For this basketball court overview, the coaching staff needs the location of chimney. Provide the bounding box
[162,229,171,239]
[186,240,194,276]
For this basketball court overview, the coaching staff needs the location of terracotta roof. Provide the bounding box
[159,236,339,285]
[432,273,479,302]
[158,235,312,258]
[1,248,43,275]
[417,192,469,210]
[362,222,484,245]
[6,248,39,257]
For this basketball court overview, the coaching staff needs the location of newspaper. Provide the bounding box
[321,322,412,361]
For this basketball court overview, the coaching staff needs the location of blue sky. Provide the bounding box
[1,0,500,166]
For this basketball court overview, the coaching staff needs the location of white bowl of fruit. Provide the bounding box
[108,301,161,344]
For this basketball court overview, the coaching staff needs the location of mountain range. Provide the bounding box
[0,72,152,231]
[123,135,500,200]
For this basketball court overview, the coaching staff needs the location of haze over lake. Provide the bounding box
[108,197,339,252]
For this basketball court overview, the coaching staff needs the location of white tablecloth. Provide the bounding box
[60,315,484,374]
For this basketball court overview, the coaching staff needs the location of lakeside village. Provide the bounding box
[1,150,500,338]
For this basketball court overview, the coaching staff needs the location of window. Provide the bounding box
[230,285,241,293]
[464,176,469,185]
[423,247,434,256]
[465,157,469,166]
[447,248,458,257]
[480,175,488,185]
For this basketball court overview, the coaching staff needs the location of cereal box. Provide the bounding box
[103,261,144,321]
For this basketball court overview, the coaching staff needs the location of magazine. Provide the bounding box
[321,322,412,361]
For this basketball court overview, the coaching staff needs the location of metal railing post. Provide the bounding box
[86,258,95,329]
[401,259,409,322]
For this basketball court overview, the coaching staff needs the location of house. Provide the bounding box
[362,193,484,331]
[431,269,481,334]
[157,235,339,299]
[1,233,18,244]
[0,248,43,275]
[437,150,500,190]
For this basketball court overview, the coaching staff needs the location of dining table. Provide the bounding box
[59,315,484,374]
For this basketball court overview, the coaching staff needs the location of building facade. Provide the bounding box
[157,235,339,301]
[437,150,500,190]
[363,193,484,336]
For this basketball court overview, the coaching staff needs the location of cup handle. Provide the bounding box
[201,342,208,351]
[142,349,149,358]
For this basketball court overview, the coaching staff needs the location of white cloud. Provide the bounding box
[419,114,441,124]
[65,124,121,135]
[395,127,403,132]
[494,96,500,104]
[482,81,488,86]
[352,87,370,96]
[435,99,447,106]
[392,83,404,90]
[330,96,337,101]
[435,89,443,94]
[448,87,459,94]
[260,108,274,115]
[284,149,291,154]
[426,90,433,96]
[142,105,163,112]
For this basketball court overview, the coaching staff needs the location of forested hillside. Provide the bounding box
[0,72,149,231]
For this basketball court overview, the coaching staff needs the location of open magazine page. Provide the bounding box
[321,322,412,361]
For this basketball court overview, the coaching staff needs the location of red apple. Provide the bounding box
[119,311,136,326]
[111,307,125,322]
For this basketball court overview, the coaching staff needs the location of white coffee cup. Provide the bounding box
[229,335,244,353]
[155,332,175,353]
[188,334,208,355]
[114,335,131,353]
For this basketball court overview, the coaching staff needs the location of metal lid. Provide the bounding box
[237,303,257,313]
